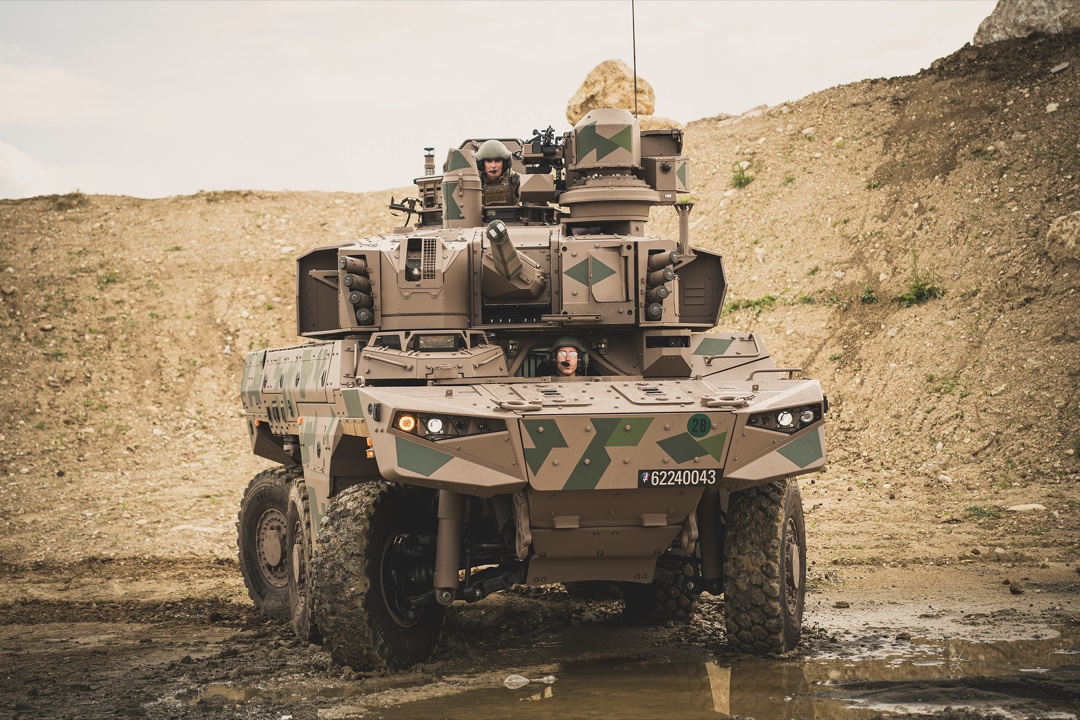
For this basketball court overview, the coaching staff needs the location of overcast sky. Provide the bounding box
[0,0,996,200]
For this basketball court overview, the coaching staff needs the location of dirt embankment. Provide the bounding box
[4,33,1075,575]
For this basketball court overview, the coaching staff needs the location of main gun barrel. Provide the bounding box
[486,220,523,282]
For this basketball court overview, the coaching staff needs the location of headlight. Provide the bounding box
[392,412,506,440]
[747,404,822,434]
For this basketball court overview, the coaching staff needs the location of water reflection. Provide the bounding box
[370,629,1079,720]
[193,627,1080,719]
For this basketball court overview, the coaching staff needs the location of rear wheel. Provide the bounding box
[287,480,320,644]
[312,483,445,670]
[620,561,698,624]
[237,466,299,620]
[723,478,805,654]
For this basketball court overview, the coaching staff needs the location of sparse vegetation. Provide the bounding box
[731,161,753,189]
[98,268,121,287]
[47,192,90,211]
[894,252,943,307]
[723,293,778,316]
[965,505,1000,519]
[859,285,879,304]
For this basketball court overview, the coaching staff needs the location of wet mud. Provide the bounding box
[1,562,1077,720]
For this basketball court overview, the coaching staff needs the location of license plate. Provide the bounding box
[637,468,718,487]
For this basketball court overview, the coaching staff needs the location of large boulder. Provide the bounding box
[973,0,1080,45]
[567,60,656,125]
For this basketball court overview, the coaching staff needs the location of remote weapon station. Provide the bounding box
[237,109,827,668]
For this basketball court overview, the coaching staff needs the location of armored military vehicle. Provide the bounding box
[237,108,826,669]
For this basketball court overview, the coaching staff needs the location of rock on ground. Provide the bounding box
[974,0,1080,45]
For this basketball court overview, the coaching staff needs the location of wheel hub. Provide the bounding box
[381,533,433,627]
[256,508,289,588]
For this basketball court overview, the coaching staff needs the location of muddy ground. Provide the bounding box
[1,560,1077,720]
[1,29,1078,720]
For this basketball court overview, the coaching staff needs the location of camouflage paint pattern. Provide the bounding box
[571,108,640,170]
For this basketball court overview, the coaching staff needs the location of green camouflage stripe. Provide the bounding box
[657,432,704,464]
[341,388,365,419]
[778,429,823,468]
[657,430,729,464]
[446,149,472,172]
[299,416,316,465]
[241,351,265,408]
[563,417,620,490]
[565,255,618,287]
[396,435,453,476]
[605,417,653,446]
[576,122,633,163]
[523,419,568,474]
[676,162,687,189]
[442,181,462,221]
[696,431,728,463]
[590,256,616,284]
[565,258,590,286]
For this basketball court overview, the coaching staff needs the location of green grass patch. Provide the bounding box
[731,162,754,189]
[965,505,1000,519]
[723,293,779,316]
[894,252,943,307]
[98,268,121,287]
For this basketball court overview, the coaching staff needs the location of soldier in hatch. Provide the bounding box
[549,336,588,378]
[475,139,520,205]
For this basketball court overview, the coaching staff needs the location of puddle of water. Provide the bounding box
[192,627,1080,719]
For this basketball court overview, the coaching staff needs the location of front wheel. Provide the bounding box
[312,483,445,670]
[237,466,299,620]
[723,478,806,654]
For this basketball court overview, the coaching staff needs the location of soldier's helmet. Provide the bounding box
[549,336,589,375]
[474,139,512,176]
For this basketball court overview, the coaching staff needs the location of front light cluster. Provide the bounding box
[747,404,822,434]
[392,412,507,441]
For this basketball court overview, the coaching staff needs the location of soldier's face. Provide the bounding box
[555,347,578,376]
[483,159,503,180]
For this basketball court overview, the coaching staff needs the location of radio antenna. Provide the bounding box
[631,0,638,117]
